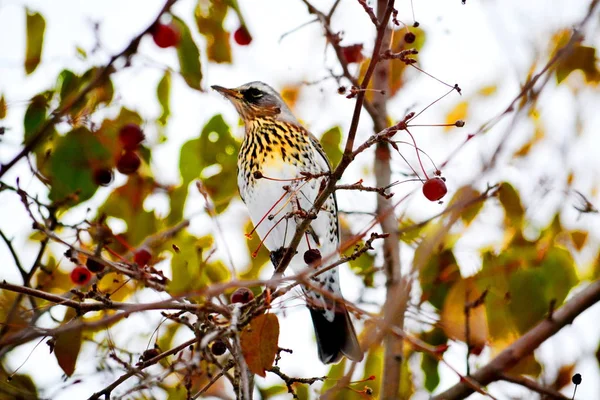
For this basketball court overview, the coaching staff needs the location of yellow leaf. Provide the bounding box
[240,313,279,377]
[477,85,497,96]
[440,278,488,353]
[281,86,301,110]
[444,101,468,132]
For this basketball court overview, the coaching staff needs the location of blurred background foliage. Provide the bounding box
[0,0,599,399]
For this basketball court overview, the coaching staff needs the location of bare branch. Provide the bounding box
[499,373,571,400]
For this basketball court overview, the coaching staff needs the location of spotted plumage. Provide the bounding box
[212,81,362,364]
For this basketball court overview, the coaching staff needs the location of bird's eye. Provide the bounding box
[244,88,264,101]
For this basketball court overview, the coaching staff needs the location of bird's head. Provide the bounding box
[211,81,298,124]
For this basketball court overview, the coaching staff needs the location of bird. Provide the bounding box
[211,81,362,364]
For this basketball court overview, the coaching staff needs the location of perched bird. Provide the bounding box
[212,82,362,364]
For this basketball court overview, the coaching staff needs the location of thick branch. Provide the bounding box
[432,280,600,400]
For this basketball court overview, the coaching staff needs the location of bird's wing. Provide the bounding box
[308,132,341,243]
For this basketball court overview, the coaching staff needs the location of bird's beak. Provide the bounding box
[211,85,242,100]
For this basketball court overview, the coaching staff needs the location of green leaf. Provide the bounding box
[361,345,383,397]
[177,114,239,214]
[420,328,447,392]
[54,308,82,377]
[498,182,524,227]
[321,358,346,394]
[320,127,343,167]
[25,9,45,74]
[507,247,578,333]
[49,127,111,204]
[23,94,48,145]
[167,234,214,295]
[195,0,232,63]
[0,365,38,399]
[447,185,483,225]
[419,249,460,310]
[157,70,171,124]
[172,16,202,90]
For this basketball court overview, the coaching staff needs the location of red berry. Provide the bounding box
[134,249,152,267]
[116,151,141,175]
[404,32,416,44]
[70,266,92,286]
[151,23,180,48]
[211,339,227,356]
[119,124,145,150]
[86,257,105,273]
[233,26,252,46]
[304,249,322,265]
[341,44,364,64]
[422,178,448,201]
[231,287,254,304]
[93,168,114,186]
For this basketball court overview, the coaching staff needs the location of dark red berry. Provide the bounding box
[119,124,145,150]
[341,44,364,64]
[231,287,254,304]
[93,168,114,186]
[134,249,152,267]
[70,266,92,285]
[422,178,448,202]
[151,23,180,48]
[572,373,582,385]
[116,151,141,175]
[86,257,105,273]
[304,249,322,265]
[140,348,160,362]
[211,339,227,356]
[233,26,252,45]
[404,32,416,44]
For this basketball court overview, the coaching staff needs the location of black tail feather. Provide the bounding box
[309,306,363,364]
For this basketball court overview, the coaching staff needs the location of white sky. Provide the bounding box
[1,0,600,399]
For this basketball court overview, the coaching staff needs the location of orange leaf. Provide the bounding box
[240,313,279,377]
[54,308,82,377]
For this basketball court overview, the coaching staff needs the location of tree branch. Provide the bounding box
[432,280,600,400]
[499,373,570,400]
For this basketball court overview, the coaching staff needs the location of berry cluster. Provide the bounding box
[116,124,145,175]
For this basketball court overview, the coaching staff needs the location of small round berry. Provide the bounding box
[404,32,416,44]
[233,26,252,46]
[413,21,420,28]
[422,178,448,202]
[116,151,141,175]
[231,287,254,304]
[86,257,105,273]
[151,23,180,48]
[70,266,92,286]
[140,348,161,362]
[572,373,582,385]
[211,339,227,356]
[341,44,364,64]
[119,124,145,150]
[304,249,322,265]
[337,86,346,95]
[134,249,152,267]
[93,168,114,186]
